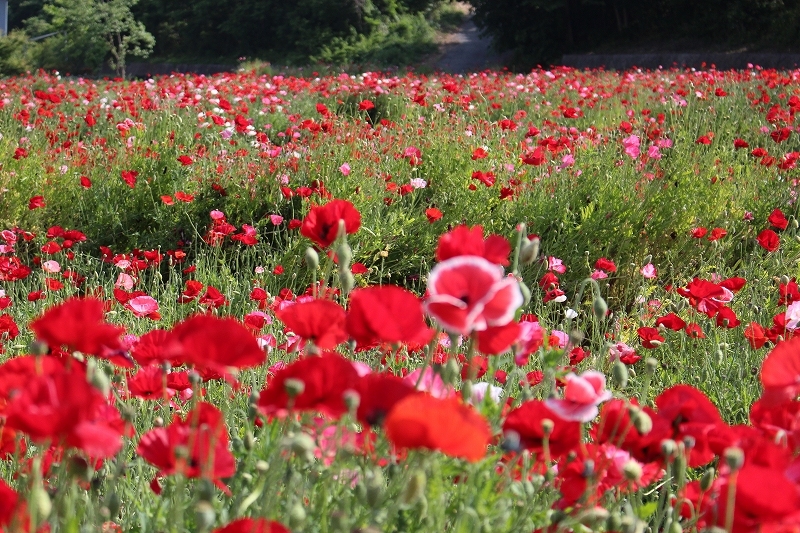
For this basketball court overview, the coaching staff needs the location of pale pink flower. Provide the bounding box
[548,256,567,274]
[640,263,657,279]
[545,370,612,422]
[115,273,135,290]
[339,162,351,176]
[269,214,284,225]
[405,366,452,398]
[591,269,608,280]
[42,260,60,273]
[786,301,800,331]
[210,209,225,220]
[609,342,637,362]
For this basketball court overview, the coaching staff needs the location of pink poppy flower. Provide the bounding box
[424,256,523,335]
[545,371,612,422]
[128,296,159,318]
[640,263,657,279]
[622,135,640,159]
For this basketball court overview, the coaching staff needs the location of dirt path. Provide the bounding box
[430,4,510,74]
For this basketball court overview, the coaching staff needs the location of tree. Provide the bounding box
[28,0,153,76]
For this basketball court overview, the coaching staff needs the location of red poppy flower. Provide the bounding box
[476,321,521,355]
[384,394,491,462]
[769,208,789,230]
[346,286,433,349]
[594,257,617,272]
[213,519,290,533]
[685,323,705,338]
[28,196,45,210]
[120,170,138,188]
[655,313,686,331]
[503,400,581,458]
[355,372,417,427]
[424,256,523,335]
[257,351,360,418]
[30,297,124,358]
[691,227,708,238]
[277,299,347,350]
[425,207,443,223]
[166,315,265,376]
[4,365,124,459]
[708,227,727,241]
[761,336,800,405]
[637,327,665,348]
[744,322,768,349]
[137,402,235,492]
[436,225,511,266]
[300,199,361,248]
[715,306,740,328]
[757,229,780,252]
[653,385,723,467]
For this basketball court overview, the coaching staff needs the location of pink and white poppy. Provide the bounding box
[424,255,523,335]
[545,371,612,423]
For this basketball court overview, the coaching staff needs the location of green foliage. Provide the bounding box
[23,0,153,75]
[467,0,800,66]
[0,30,35,75]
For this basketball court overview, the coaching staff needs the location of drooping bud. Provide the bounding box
[195,501,216,531]
[622,460,642,482]
[288,502,307,529]
[724,446,744,471]
[399,469,427,508]
[700,467,715,491]
[519,237,540,266]
[593,296,608,320]
[629,405,652,435]
[305,247,319,272]
[339,269,355,294]
[612,360,628,388]
[284,378,305,398]
[661,439,677,459]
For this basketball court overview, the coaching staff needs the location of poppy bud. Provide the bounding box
[284,378,305,398]
[244,429,255,451]
[628,405,652,435]
[661,439,677,459]
[593,296,608,320]
[399,469,426,508]
[578,507,609,528]
[667,520,682,533]
[793,218,799,229]
[442,357,460,386]
[645,357,658,374]
[30,340,48,356]
[365,468,385,508]
[781,274,791,285]
[612,360,628,388]
[700,467,715,491]
[519,237,540,266]
[502,430,522,452]
[104,491,120,520]
[606,513,623,532]
[87,359,111,396]
[621,515,643,533]
[339,270,355,294]
[622,460,642,482]
[29,475,52,524]
[195,501,216,531]
[337,242,353,272]
[541,418,554,437]
[282,433,316,463]
[288,502,307,529]
[256,460,269,473]
[305,247,319,271]
[343,389,360,413]
[724,446,744,471]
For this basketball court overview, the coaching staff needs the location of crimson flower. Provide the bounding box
[769,208,789,230]
[637,327,664,348]
[137,402,235,492]
[213,519,290,533]
[436,225,511,266]
[277,299,347,350]
[503,400,581,458]
[300,199,361,248]
[346,286,433,349]
[30,297,125,358]
[165,315,265,377]
[355,372,417,427]
[761,336,800,405]
[757,229,780,252]
[257,352,360,419]
[4,365,124,459]
[655,312,686,331]
[424,255,523,336]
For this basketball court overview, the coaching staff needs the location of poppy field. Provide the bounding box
[1,65,800,532]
